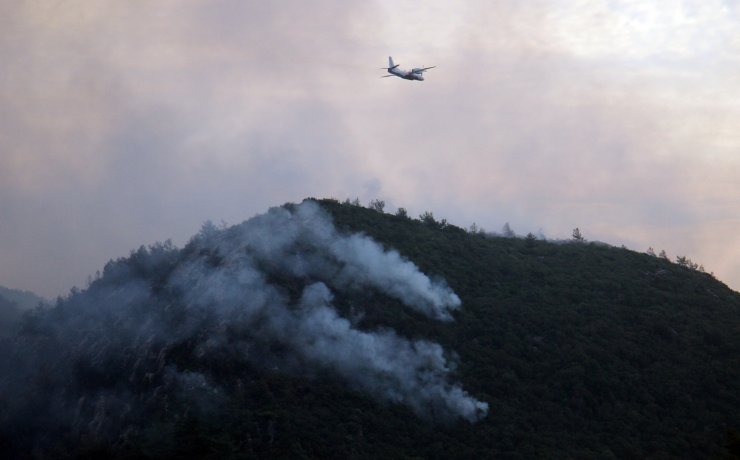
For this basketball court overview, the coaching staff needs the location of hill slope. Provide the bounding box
[0,286,47,337]
[0,285,48,310]
[1,198,738,459]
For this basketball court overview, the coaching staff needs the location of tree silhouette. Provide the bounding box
[572,227,585,242]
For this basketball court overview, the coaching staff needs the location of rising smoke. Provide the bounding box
[0,200,487,453]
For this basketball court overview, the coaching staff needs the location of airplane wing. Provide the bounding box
[419,66,436,71]
[380,75,394,78]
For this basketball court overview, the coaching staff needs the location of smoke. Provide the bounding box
[281,281,484,421]
[211,201,461,320]
[0,200,487,453]
[172,201,481,418]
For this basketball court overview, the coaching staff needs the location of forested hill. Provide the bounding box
[0,286,47,337]
[320,199,740,456]
[1,198,739,459]
[0,285,48,311]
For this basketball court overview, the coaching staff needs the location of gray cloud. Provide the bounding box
[1,0,738,296]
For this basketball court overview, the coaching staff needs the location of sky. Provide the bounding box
[1,0,739,298]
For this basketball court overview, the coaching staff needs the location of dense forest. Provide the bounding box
[1,198,738,459]
[0,286,47,338]
[0,285,47,311]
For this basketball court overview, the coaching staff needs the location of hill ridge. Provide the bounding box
[0,198,737,459]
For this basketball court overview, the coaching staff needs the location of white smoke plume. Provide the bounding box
[289,282,486,421]
[217,201,462,320]
[173,200,485,420]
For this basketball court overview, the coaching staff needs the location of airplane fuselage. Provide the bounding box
[388,67,425,81]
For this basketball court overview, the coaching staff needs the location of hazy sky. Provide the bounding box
[2,0,739,298]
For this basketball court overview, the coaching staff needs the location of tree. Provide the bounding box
[502,223,515,238]
[572,228,585,242]
[676,256,700,271]
[369,199,386,213]
[659,250,669,260]
[419,211,436,226]
[646,247,656,257]
[395,207,408,219]
[195,220,219,242]
[469,223,485,235]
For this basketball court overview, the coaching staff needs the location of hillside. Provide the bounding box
[0,285,48,311]
[0,295,21,338]
[1,198,738,459]
[0,286,47,338]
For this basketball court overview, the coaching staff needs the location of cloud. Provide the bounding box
[0,0,738,297]
[357,1,740,285]
[0,1,378,296]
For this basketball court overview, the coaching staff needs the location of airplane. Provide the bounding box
[381,56,435,81]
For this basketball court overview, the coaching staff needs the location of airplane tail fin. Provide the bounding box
[381,56,399,71]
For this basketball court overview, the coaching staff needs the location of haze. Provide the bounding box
[1,0,738,298]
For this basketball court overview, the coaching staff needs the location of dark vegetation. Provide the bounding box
[0,286,46,338]
[1,198,739,459]
[0,295,22,338]
[0,285,48,311]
